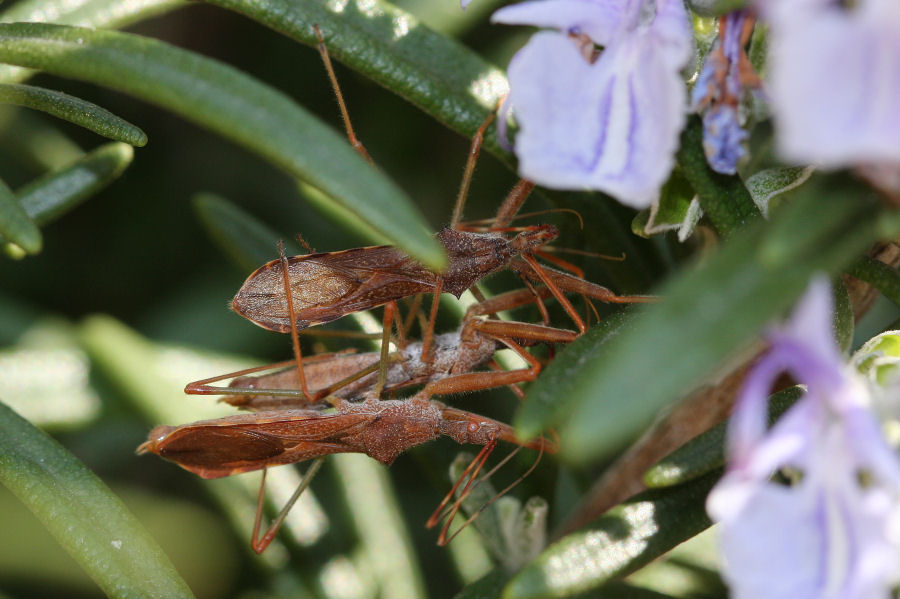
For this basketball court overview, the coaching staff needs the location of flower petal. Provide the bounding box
[649,0,695,64]
[767,1,900,166]
[708,478,824,599]
[771,277,846,390]
[726,351,792,466]
[742,394,818,477]
[505,32,608,188]
[507,30,688,207]
[710,452,899,599]
[587,29,689,205]
[491,0,626,45]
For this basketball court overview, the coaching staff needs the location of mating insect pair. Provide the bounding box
[138,25,653,553]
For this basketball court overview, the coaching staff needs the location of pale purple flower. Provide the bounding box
[491,0,694,208]
[691,11,756,174]
[707,278,900,599]
[756,0,900,168]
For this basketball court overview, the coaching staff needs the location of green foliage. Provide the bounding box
[0,22,443,267]
[519,175,890,462]
[0,399,193,598]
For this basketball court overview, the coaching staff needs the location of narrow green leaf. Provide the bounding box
[677,115,761,237]
[833,278,854,354]
[0,83,147,145]
[513,309,636,443]
[201,0,513,160]
[332,454,428,599]
[517,175,887,463]
[0,399,194,599]
[0,178,41,253]
[847,255,900,309]
[298,181,391,247]
[0,22,444,269]
[643,386,804,488]
[0,0,184,84]
[503,471,720,599]
[15,141,133,227]
[456,568,511,599]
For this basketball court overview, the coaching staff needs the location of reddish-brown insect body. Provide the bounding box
[232,225,558,333]
[137,394,554,480]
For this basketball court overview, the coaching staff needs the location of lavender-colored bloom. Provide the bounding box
[691,11,754,175]
[707,278,900,599]
[699,104,748,174]
[491,0,693,208]
[756,0,900,167]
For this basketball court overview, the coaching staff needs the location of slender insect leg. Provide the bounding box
[492,179,536,229]
[509,259,658,305]
[465,286,555,319]
[422,320,575,397]
[294,232,315,253]
[450,111,497,228]
[373,301,396,397]
[279,240,315,402]
[520,253,587,334]
[517,274,551,325]
[313,25,373,165]
[251,458,326,553]
[400,294,424,339]
[392,300,407,349]
[487,359,527,399]
[420,277,444,364]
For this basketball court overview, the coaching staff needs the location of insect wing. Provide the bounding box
[141,410,375,478]
[233,245,436,332]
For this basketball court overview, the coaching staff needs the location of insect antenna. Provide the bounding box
[538,246,627,262]
[294,232,315,254]
[251,457,326,553]
[462,207,584,231]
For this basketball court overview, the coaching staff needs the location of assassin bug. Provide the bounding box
[138,391,555,553]
[190,286,581,410]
